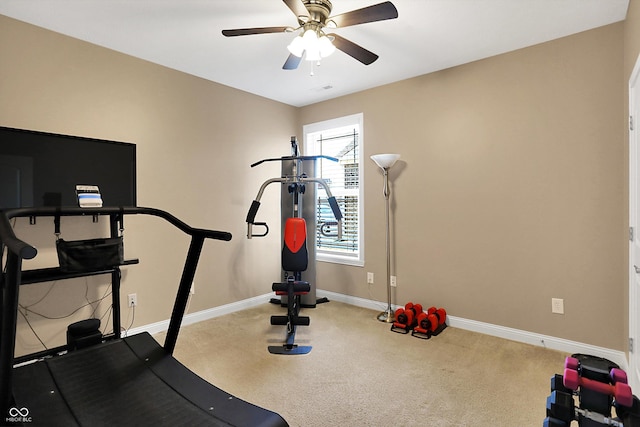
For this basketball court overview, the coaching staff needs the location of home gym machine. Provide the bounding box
[246,137,343,355]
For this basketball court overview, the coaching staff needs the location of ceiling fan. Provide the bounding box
[222,0,398,70]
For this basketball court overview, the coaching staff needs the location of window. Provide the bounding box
[304,113,364,266]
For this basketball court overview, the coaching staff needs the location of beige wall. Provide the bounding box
[0,15,295,355]
[0,10,634,354]
[626,0,640,80]
[300,23,626,350]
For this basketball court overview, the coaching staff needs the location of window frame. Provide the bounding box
[303,113,364,267]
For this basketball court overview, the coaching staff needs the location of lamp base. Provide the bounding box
[377,308,395,323]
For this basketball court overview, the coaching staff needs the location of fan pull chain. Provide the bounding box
[309,60,323,77]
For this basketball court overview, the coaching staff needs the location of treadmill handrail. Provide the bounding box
[0,206,232,417]
[0,206,232,252]
[0,213,37,260]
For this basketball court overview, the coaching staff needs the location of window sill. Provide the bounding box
[317,254,364,267]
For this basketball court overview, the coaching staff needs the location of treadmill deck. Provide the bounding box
[11,333,287,427]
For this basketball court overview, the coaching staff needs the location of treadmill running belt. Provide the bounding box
[46,339,231,427]
[11,333,287,427]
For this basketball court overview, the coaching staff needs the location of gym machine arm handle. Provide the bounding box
[245,200,270,238]
[328,196,343,222]
[245,178,282,239]
[245,176,345,239]
[320,222,338,237]
[304,179,343,240]
[246,200,260,224]
[246,155,345,239]
[318,197,344,239]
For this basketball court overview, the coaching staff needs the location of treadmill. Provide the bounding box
[0,206,288,427]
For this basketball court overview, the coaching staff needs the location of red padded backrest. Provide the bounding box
[282,218,308,272]
[284,218,306,253]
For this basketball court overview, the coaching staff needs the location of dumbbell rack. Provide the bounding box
[544,354,640,426]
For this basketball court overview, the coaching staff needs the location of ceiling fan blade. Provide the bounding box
[222,27,290,37]
[328,34,379,65]
[283,0,309,23]
[329,1,398,28]
[283,53,303,70]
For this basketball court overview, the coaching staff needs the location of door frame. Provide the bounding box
[629,53,640,392]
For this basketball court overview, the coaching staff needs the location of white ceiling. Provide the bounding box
[0,0,630,107]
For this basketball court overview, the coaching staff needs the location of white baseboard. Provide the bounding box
[316,290,630,371]
[447,316,629,371]
[124,293,273,337]
[127,289,629,371]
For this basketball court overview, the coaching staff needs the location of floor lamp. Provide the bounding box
[371,153,400,323]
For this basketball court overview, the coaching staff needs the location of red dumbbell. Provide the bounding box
[415,311,437,333]
[427,307,447,326]
[412,307,447,339]
[391,302,423,333]
[563,368,633,407]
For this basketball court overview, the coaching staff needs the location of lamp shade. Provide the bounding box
[370,153,400,169]
[318,35,336,57]
[287,35,305,57]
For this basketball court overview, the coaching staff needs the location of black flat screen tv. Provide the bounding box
[0,126,136,209]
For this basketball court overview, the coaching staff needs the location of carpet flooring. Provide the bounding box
[155,301,566,426]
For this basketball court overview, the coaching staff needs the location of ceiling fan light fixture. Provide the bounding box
[287,35,305,57]
[293,28,335,62]
[223,0,399,70]
[302,27,319,43]
[318,34,336,57]
[303,28,321,61]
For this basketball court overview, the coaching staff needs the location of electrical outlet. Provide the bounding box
[390,276,397,287]
[128,293,137,307]
[190,282,195,295]
[367,272,374,284]
[551,298,564,314]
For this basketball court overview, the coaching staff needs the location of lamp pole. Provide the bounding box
[370,154,400,323]
[378,166,394,322]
